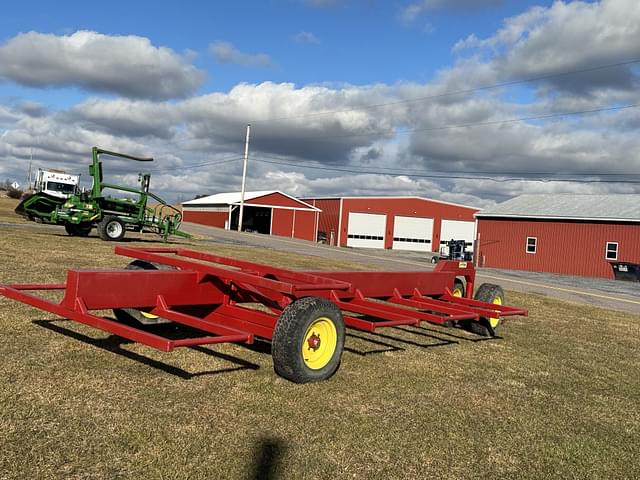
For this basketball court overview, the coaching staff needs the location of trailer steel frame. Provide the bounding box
[0,247,527,382]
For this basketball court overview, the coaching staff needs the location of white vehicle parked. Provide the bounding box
[33,169,80,199]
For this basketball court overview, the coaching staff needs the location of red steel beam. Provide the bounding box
[114,247,298,295]
[330,291,421,327]
[1,285,178,352]
[387,296,478,323]
[343,315,422,331]
[173,248,353,290]
[60,269,226,311]
[210,305,279,340]
[438,293,529,317]
[153,295,254,344]
[171,336,248,347]
[113,247,471,301]
[115,247,467,300]
[308,270,455,298]
[115,246,352,294]
[6,283,66,290]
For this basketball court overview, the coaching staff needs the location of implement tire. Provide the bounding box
[112,260,174,325]
[272,297,345,384]
[65,223,92,237]
[469,283,505,337]
[75,222,92,236]
[452,279,465,297]
[98,215,125,241]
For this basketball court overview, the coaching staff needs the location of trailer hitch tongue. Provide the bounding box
[307,332,321,351]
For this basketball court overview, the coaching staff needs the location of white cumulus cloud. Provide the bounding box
[2,2,640,205]
[0,31,205,100]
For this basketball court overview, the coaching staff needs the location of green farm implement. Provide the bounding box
[15,147,189,242]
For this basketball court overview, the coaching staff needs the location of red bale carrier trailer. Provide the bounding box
[0,247,527,383]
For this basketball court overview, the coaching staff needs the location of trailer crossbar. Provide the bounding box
[388,296,479,323]
[438,292,528,317]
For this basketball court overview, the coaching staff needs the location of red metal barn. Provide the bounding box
[303,196,479,252]
[182,191,320,241]
[475,194,640,279]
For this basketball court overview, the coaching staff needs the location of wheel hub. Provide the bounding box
[307,332,321,351]
[107,222,122,237]
[301,317,338,370]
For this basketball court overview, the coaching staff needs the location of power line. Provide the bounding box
[151,156,242,173]
[254,102,640,143]
[252,152,640,177]
[251,157,640,184]
[409,103,640,134]
[248,58,640,123]
[108,156,242,175]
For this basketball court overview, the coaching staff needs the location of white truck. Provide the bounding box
[33,169,80,199]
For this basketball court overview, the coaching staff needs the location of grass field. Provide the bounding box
[0,197,638,479]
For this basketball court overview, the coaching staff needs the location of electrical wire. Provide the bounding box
[250,102,640,143]
[250,152,640,177]
[248,58,640,123]
[251,157,640,184]
[107,156,242,175]
[96,56,640,185]
[150,156,242,173]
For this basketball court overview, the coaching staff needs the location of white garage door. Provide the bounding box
[347,212,386,249]
[440,220,475,248]
[392,216,433,252]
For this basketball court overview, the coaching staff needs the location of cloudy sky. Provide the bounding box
[1,0,639,207]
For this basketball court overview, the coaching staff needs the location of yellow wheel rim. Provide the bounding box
[452,286,463,297]
[489,296,502,329]
[302,317,337,370]
[140,310,159,320]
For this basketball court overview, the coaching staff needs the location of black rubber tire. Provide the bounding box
[452,279,465,297]
[469,283,505,337]
[430,256,439,264]
[98,215,126,241]
[112,260,175,325]
[65,223,93,237]
[75,223,93,236]
[272,297,345,384]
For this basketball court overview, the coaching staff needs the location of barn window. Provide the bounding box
[526,237,537,254]
[605,242,618,260]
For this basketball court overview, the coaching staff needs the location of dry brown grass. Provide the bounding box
[0,197,638,479]
[0,195,30,224]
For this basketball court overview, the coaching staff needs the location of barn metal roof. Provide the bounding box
[475,194,640,222]
[302,195,479,211]
[183,190,274,205]
[182,190,320,211]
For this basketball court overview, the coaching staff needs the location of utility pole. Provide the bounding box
[238,124,251,232]
[27,148,33,190]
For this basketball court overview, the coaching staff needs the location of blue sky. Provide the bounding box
[1,0,639,206]
[1,0,542,96]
